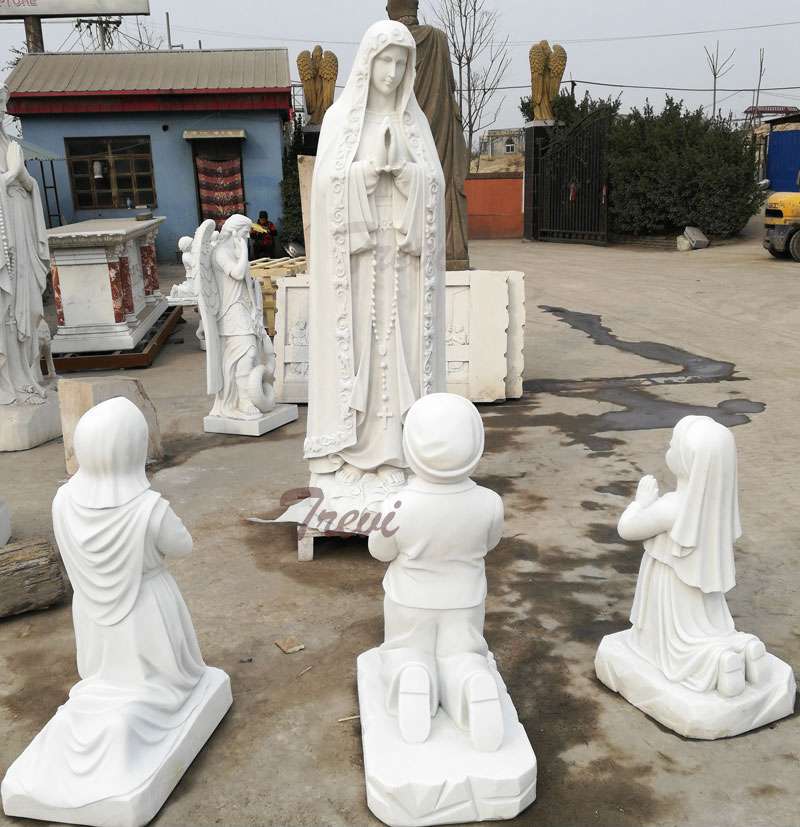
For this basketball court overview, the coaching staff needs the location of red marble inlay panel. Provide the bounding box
[118,255,134,314]
[108,261,125,323]
[51,265,64,327]
[140,244,159,294]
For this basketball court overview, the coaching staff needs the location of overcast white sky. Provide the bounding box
[0,0,797,134]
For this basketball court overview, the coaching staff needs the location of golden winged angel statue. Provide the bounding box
[297,45,338,125]
[529,40,567,121]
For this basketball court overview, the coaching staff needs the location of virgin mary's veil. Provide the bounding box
[70,397,151,508]
[303,19,447,460]
[667,415,740,593]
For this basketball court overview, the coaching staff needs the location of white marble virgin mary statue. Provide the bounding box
[304,20,446,496]
[0,86,50,406]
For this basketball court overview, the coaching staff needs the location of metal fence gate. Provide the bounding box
[534,111,610,245]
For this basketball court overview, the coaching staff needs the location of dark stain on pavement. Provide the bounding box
[596,481,638,498]
[150,426,301,474]
[486,536,670,826]
[0,608,75,729]
[484,307,767,455]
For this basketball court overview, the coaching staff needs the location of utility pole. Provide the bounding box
[754,48,766,116]
[165,12,183,50]
[23,17,44,53]
[76,17,120,50]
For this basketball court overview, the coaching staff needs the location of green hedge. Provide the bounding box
[520,93,764,237]
[280,114,305,244]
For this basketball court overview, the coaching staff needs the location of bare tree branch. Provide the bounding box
[432,0,510,154]
[704,40,736,118]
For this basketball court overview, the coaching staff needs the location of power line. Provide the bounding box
[145,17,800,49]
[426,80,800,93]
[547,19,800,46]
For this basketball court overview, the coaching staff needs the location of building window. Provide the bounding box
[505,136,516,154]
[65,136,156,210]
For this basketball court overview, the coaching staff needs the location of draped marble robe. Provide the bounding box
[0,137,50,405]
[620,416,756,692]
[7,398,209,809]
[304,21,446,472]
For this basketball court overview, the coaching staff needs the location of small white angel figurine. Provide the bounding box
[169,235,198,300]
[195,215,275,419]
[1,397,232,826]
[193,216,296,435]
[595,415,796,739]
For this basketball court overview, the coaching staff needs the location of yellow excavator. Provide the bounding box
[764,192,800,261]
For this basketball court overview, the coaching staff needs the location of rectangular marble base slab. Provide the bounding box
[52,299,168,354]
[0,393,62,452]
[203,404,298,436]
[357,647,537,827]
[166,296,198,307]
[595,630,797,740]
[1,667,232,827]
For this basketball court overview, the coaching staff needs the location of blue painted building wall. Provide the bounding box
[767,130,800,193]
[20,109,285,261]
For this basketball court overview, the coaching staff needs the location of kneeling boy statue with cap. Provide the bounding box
[356,393,536,827]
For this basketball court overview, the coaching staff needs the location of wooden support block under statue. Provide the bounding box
[48,218,168,355]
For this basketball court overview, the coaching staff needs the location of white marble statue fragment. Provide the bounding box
[595,415,796,739]
[168,235,199,303]
[1,397,232,826]
[301,19,446,513]
[357,393,536,827]
[0,86,60,451]
[193,215,297,436]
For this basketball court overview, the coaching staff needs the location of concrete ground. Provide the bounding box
[1,226,798,827]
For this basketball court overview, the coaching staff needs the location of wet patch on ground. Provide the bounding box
[482,307,767,455]
[474,472,528,498]
[0,609,76,729]
[486,536,671,826]
[150,427,299,474]
[596,481,638,498]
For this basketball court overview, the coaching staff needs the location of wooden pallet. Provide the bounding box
[250,256,306,336]
[53,306,183,373]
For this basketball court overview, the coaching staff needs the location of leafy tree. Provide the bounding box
[520,92,762,237]
[608,97,763,237]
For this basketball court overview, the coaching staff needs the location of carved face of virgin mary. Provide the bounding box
[370,44,410,101]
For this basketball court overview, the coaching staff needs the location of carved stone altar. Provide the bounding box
[48,217,168,354]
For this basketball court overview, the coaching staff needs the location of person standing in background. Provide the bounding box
[250,211,277,260]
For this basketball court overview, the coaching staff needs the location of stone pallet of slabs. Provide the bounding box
[273,270,525,404]
[249,257,306,336]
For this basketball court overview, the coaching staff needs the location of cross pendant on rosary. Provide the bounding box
[377,406,393,430]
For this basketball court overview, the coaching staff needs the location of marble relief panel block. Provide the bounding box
[274,272,524,405]
[274,276,311,404]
